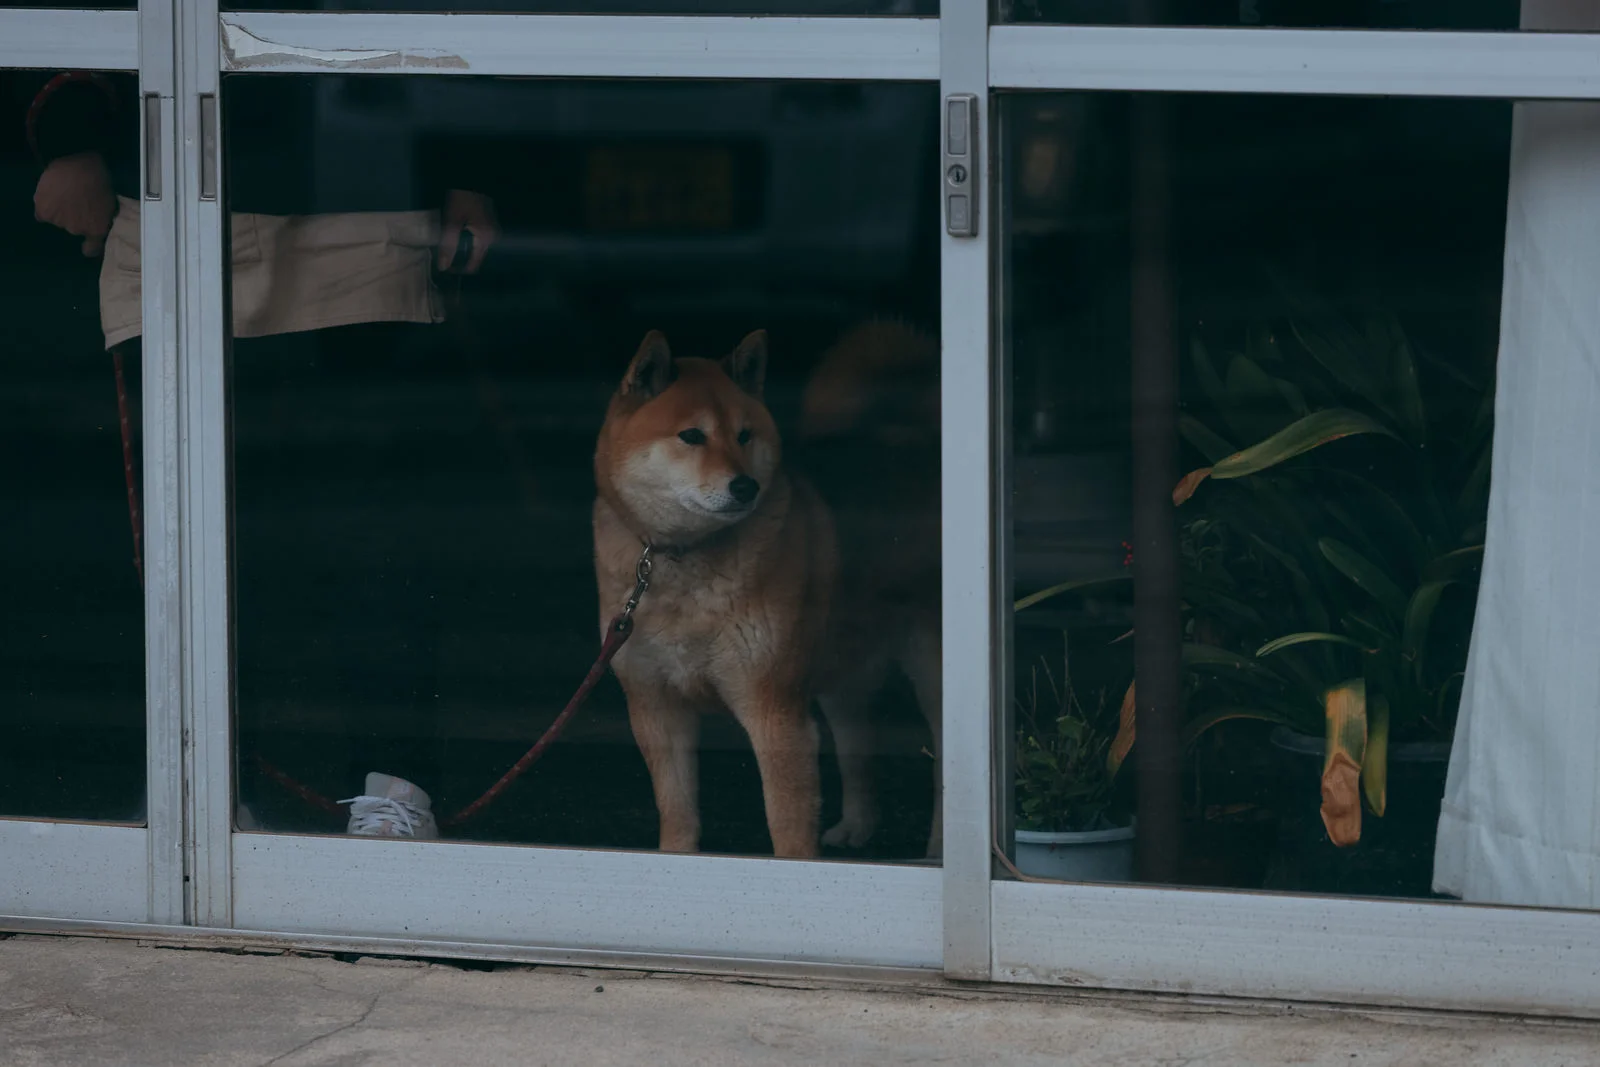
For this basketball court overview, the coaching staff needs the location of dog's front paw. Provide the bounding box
[822,811,879,849]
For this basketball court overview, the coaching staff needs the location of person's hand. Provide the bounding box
[34,151,115,257]
[438,189,498,274]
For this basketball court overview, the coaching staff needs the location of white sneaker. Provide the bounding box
[340,772,440,839]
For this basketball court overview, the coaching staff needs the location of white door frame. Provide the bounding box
[985,20,1600,1017]
[177,0,966,974]
[0,0,185,927]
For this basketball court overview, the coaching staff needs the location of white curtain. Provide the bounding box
[1433,0,1600,908]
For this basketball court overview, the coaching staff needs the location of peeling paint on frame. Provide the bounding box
[221,22,469,71]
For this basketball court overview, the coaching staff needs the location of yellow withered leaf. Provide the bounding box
[1172,467,1213,507]
[1321,679,1368,847]
[1107,681,1137,777]
[1322,752,1363,847]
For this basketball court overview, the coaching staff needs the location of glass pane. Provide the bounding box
[226,74,941,864]
[998,0,1547,30]
[224,1,934,15]
[1,69,144,822]
[1001,87,1600,910]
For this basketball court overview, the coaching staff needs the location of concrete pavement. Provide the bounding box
[2,934,1597,1066]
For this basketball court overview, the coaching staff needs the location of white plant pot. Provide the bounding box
[1014,822,1136,882]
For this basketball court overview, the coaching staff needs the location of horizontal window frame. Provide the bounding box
[0,821,151,924]
[232,833,943,968]
[0,8,137,69]
[219,12,939,79]
[990,24,1600,98]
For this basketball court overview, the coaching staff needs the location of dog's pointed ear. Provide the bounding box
[723,330,768,400]
[622,331,676,399]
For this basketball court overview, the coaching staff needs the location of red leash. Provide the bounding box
[112,348,652,830]
[255,549,650,828]
[255,550,651,828]
[252,608,639,828]
[112,348,142,584]
[441,609,638,828]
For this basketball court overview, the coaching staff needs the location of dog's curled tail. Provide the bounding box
[798,318,940,448]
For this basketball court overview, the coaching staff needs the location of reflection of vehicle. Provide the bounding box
[311,76,938,306]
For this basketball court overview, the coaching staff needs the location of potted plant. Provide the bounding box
[1012,634,1135,881]
[1010,279,1491,892]
[1172,282,1490,893]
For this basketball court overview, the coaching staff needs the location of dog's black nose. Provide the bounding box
[729,475,760,504]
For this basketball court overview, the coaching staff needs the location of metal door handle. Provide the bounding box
[144,93,161,201]
[199,93,218,202]
[944,93,978,238]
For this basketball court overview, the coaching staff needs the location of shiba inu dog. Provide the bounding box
[593,324,940,860]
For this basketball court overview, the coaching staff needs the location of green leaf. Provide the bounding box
[1273,276,1403,424]
[1181,706,1298,749]
[1323,499,1390,567]
[1363,313,1398,356]
[1289,314,1383,411]
[1241,532,1331,634]
[1211,409,1399,480]
[1183,642,1276,674]
[1257,632,1368,658]
[1467,381,1497,443]
[1180,574,1266,629]
[1319,537,1409,619]
[1192,340,1266,446]
[1457,442,1493,527]
[1436,671,1466,728]
[1401,580,1454,685]
[1246,323,1283,365]
[1191,337,1228,409]
[1273,377,1310,418]
[1225,353,1277,400]
[1414,336,1486,392]
[1179,415,1238,465]
[1363,694,1390,817]
[1314,467,1431,575]
[1343,610,1394,650]
[1014,573,1130,613]
[1225,353,1290,445]
[1390,336,1428,444]
[1206,485,1337,633]
[1420,544,1484,584]
[1182,644,1299,700]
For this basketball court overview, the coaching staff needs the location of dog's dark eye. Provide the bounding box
[678,429,707,446]
[737,429,752,445]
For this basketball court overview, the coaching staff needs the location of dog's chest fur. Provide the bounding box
[594,502,795,700]
[622,557,779,693]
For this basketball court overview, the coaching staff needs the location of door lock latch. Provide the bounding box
[944,93,978,238]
